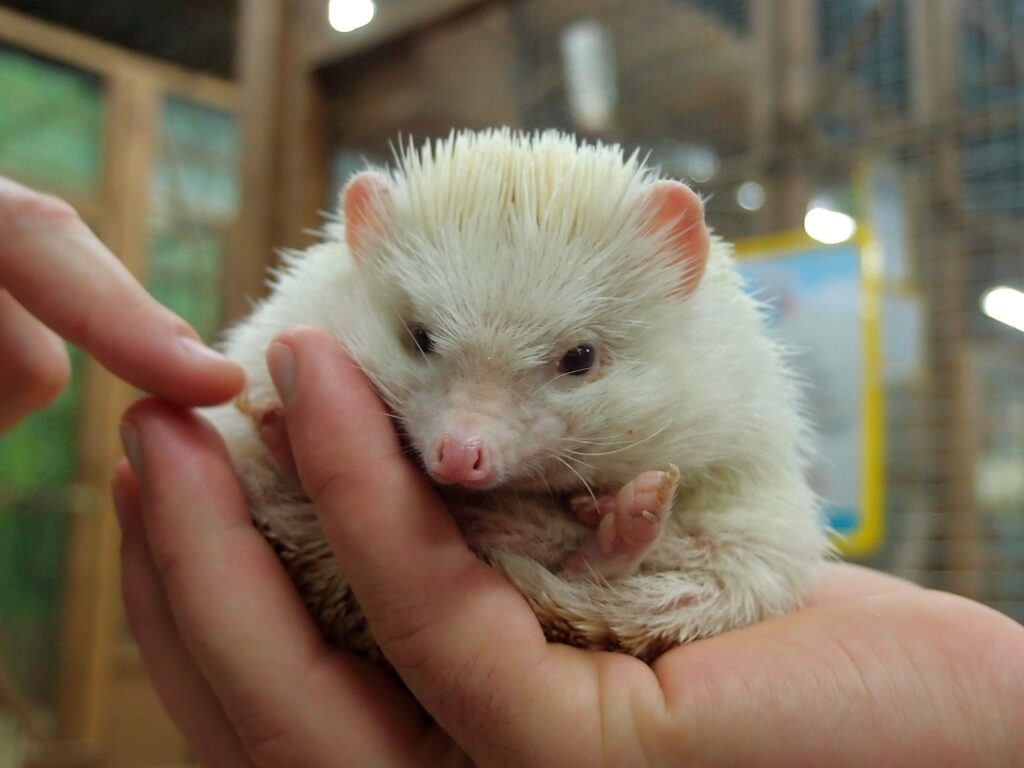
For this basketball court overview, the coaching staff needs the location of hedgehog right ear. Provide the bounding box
[341,171,393,259]
[639,180,710,297]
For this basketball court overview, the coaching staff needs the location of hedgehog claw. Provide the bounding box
[561,466,680,580]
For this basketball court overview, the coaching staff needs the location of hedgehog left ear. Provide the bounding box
[341,171,393,260]
[640,180,710,296]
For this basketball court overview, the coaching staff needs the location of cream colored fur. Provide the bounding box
[204,129,830,660]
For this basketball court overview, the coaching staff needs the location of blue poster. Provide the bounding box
[738,240,882,553]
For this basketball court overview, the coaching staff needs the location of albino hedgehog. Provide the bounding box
[205,129,830,662]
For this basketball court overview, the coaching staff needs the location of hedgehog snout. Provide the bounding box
[427,432,495,489]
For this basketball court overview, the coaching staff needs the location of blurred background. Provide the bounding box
[0,0,1022,764]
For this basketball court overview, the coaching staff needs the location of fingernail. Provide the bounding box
[598,513,618,554]
[119,421,143,475]
[267,342,296,404]
[178,334,230,364]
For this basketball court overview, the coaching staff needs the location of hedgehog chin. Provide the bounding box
[431,471,551,495]
[499,469,587,494]
[432,475,503,493]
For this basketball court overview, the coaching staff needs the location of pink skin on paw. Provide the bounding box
[613,469,678,549]
[237,396,295,473]
[562,465,681,580]
[568,493,617,526]
[258,407,295,473]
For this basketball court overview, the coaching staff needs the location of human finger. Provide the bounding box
[113,459,256,768]
[270,328,648,766]
[121,399,445,767]
[0,290,69,433]
[0,178,243,405]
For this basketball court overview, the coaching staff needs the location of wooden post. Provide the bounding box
[908,0,980,597]
[776,0,818,228]
[748,0,778,232]
[57,72,159,749]
[230,0,288,324]
[277,0,331,250]
[231,0,331,324]
[748,0,818,232]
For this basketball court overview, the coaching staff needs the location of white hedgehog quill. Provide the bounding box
[205,129,830,662]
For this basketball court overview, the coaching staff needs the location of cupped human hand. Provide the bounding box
[115,327,1024,768]
[0,177,243,433]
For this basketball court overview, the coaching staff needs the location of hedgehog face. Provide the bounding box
[336,131,710,494]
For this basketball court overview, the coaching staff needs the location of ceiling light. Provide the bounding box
[329,0,375,33]
[685,147,719,183]
[737,181,765,211]
[804,206,856,244]
[981,286,1024,333]
[561,20,618,133]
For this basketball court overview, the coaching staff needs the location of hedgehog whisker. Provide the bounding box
[572,422,671,457]
[553,455,597,509]
[558,451,598,473]
[360,367,409,413]
[555,435,636,447]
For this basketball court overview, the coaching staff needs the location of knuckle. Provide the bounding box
[237,718,301,768]
[303,462,347,507]
[148,540,193,605]
[8,343,71,412]
[29,345,71,408]
[119,548,150,631]
[372,607,437,674]
[303,462,378,519]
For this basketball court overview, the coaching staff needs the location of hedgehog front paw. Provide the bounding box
[567,492,618,526]
[236,394,294,473]
[561,465,680,580]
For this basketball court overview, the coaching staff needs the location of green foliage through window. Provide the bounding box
[0,44,103,197]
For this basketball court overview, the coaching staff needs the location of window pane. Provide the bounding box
[147,97,239,342]
[0,44,103,198]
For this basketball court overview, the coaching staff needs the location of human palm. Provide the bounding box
[115,328,1024,768]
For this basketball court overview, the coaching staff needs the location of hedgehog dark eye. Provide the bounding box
[558,343,596,376]
[412,326,435,354]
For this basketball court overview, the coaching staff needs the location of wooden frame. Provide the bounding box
[0,8,236,111]
[907,0,980,597]
[0,7,243,763]
[304,0,499,67]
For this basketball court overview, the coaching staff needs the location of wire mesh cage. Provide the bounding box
[324,0,1024,622]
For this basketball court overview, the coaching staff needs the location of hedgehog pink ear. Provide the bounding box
[341,171,393,259]
[640,180,710,296]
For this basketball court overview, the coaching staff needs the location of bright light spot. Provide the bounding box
[981,286,1024,333]
[737,181,765,211]
[685,147,719,183]
[329,0,375,32]
[804,207,857,244]
[561,20,618,132]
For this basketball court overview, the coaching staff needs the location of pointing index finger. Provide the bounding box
[0,178,243,405]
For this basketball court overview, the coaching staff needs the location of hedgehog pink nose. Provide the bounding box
[427,434,494,488]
